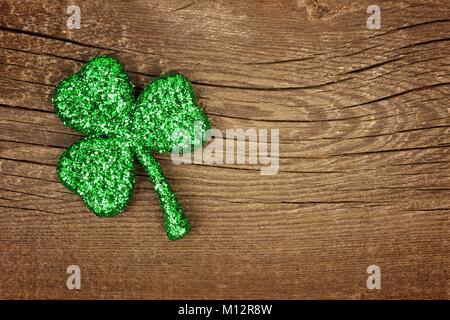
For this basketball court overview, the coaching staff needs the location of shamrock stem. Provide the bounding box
[135,147,191,240]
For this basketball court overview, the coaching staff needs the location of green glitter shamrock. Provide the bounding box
[53,55,210,240]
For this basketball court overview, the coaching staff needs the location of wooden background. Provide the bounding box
[0,0,449,299]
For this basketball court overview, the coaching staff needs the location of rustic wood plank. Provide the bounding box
[0,0,449,299]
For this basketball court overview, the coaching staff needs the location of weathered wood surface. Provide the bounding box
[0,0,449,299]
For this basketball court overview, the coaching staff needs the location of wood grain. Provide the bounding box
[0,0,449,299]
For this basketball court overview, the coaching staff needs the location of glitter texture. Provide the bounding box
[53,55,210,240]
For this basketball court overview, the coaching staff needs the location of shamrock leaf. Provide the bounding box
[58,137,135,216]
[133,73,210,152]
[52,55,210,240]
[53,56,134,136]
